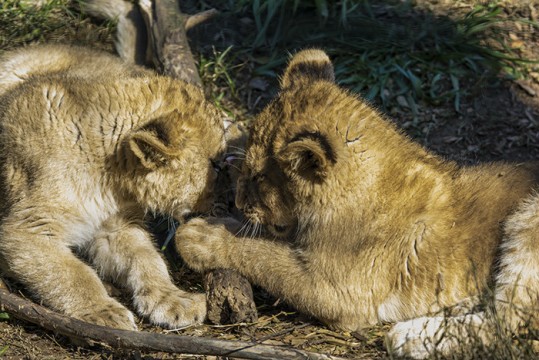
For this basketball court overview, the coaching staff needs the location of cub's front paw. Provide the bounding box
[135,287,206,328]
[74,300,137,331]
[175,217,236,272]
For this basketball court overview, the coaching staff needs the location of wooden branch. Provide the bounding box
[0,288,343,360]
[205,269,258,325]
[140,0,201,85]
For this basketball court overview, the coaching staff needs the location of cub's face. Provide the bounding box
[118,101,226,219]
[236,140,297,238]
[236,49,344,238]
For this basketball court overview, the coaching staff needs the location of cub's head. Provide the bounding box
[115,84,226,219]
[236,49,356,238]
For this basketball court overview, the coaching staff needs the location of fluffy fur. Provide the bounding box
[0,45,225,330]
[176,49,539,357]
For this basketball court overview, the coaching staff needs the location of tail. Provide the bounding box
[78,0,147,64]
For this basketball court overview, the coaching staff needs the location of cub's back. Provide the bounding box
[0,44,151,159]
[0,44,150,96]
[0,45,207,164]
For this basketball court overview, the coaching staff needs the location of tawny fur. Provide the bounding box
[0,44,226,330]
[176,49,539,358]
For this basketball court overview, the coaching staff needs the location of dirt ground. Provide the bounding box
[2,1,539,359]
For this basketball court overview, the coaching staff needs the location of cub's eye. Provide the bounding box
[254,173,266,182]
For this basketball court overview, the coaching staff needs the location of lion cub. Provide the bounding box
[0,45,225,330]
[176,49,539,357]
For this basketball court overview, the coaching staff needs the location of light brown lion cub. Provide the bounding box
[176,49,539,357]
[0,45,225,330]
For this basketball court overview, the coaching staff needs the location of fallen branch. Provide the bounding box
[139,0,202,84]
[0,288,343,360]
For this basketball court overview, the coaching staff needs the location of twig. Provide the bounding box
[315,328,354,341]
[256,323,311,343]
[185,9,219,31]
[308,338,361,348]
[0,287,344,360]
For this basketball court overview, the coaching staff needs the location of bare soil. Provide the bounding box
[2,1,539,359]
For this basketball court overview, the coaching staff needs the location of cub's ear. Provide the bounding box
[277,131,338,182]
[124,110,188,170]
[281,49,335,89]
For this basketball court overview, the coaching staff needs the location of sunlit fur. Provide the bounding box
[0,45,225,330]
[177,49,539,357]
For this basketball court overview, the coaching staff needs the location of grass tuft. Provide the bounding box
[0,345,9,356]
[0,0,114,52]
[198,46,250,120]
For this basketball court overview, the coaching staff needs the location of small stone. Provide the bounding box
[396,95,409,108]
[249,77,269,91]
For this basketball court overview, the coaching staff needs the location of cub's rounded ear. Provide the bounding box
[121,110,189,170]
[277,131,338,183]
[280,49,335,89]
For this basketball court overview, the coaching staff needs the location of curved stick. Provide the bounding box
[0,287,343,360]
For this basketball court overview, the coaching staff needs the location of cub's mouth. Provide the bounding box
[239,207,297,239]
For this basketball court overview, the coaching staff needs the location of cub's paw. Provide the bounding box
[74,301,137,331]
[386,314,490,359]
[135,287,206,328]
[386,316,449,360]
[175,217,236,272]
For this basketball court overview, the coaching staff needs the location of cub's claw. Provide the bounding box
[135,287,206,328]
[74,301,137,331]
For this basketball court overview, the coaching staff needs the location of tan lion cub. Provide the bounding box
[0,45,225,330]
[176,49,539,357]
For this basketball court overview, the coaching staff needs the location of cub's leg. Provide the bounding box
[79,0,147,64]
[0,208,136,330]
[86,214,206,329]
[495,192,539,332]
[176,217,359,330]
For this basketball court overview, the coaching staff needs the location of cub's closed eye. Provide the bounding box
[210,159,222,173]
